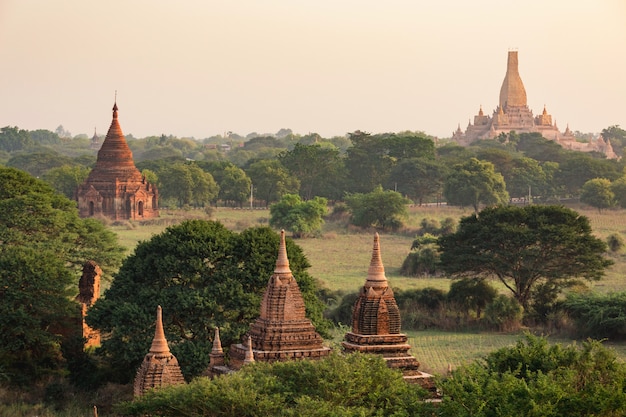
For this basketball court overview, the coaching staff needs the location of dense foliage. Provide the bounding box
[269,194,328,238]
[117,353,430,417]
[438,334,626,417]
[87,221,330,383]
[0,167,125,385]
[345,186,410,231]
[439,205,612,310]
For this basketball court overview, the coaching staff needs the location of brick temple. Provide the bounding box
[75,260,102,349]
[211,230,331,373]
[76,102,159,220]
[343,234,434,388]
[134,306,185,397]
[452,51,616,158]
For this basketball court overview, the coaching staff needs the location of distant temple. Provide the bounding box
[134,306,186,397]
[207,230,331,376]
[76,102,159,220]
[452,51,617,159]
[342,234,434,389]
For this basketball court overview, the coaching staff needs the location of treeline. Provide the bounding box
[3,125,626,212]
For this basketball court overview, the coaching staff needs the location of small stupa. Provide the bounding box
[227,230,331,369]
[133,306,185,397]
[342,234,434,388]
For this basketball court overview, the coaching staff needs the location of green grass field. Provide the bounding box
[109,204,626,374]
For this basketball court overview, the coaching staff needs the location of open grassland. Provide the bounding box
[109,204,626,372]
[111,204,626,294]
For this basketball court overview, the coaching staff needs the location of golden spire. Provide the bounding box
[499,50,527,108]
[149,305,171,355]
[274,230,291,275]
[212,327,223,354]
[365,233,388,288]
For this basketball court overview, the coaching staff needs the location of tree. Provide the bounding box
[42,164,90,199]
[447,278,497,319]
[580,178,615,212]
[0,167,125,385]
[269,194,328,238]
[555,153,621,196]
[438,205,612,310]
[611,176,626,208]
[279,143,345,201]
[158,163,219,207]
[345,186,410,231]
[246,159,300,207]
[6,150,73,177]
[218,165,251,207]
[443,158,509,213]
[387,157,447,205]
[87,221,329,382]
[505,157,548,200]
[0,126,33,152]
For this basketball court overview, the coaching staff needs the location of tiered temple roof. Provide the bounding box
[134,306,185,397]
[227,230,331,370]
[76,102,160,219]
[342,234,434,388]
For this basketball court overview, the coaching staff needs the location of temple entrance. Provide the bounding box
[138,201,144,216]
[89,201,94,216]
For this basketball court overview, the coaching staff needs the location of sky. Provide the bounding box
[1,0,624,140]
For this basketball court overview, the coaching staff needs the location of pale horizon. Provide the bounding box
[1,0,624,140]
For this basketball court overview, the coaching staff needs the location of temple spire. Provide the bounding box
[149,306,170,354]
[243,336,255,364]
[274,230,291,275]
[212,327,223,354]
[365,233,388,288]
[499,50,527,108]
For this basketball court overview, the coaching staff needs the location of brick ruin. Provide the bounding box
[342,233,434,389]
[133,306,186,397]
[76,102,159,220]
[76,260,102,348]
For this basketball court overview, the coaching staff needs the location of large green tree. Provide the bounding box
[87,221,329,382]
[438,205,612,310]
[0,167,125,385]
[387,157,448,205]
[158,163,219,207]
[443,158,509,212]
[269,194,328,238]
[580,178,615,212]
[345,186,410,231]
[246,159,300,207]
[0,126,33,152]
[279,143,345,201]
[42,164,91,199]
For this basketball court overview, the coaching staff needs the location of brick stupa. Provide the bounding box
[133,306,185,397]
[76,102,159,220]
[343,234,434,388]
[227,230,331,369]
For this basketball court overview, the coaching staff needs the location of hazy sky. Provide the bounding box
[1,0,624,139]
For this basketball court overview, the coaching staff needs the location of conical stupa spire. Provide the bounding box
[499,50,527,108]
[212,327,223,354]
[365,233,388,288]
[149,305,171,355]
[243,336,255,364]
[274,230,291,275]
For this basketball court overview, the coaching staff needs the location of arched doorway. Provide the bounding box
[89,201,95,216]
[138,201,144,216]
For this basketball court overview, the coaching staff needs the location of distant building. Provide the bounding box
[452,51,617,159]
[76,102,159,220]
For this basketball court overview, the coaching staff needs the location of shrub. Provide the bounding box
[607,233,624,253]
[447,278,497,319]
[484,295,522,332]
[563,292,626,339]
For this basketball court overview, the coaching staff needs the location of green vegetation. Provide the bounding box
[88,221,330,383]
[269,194,327,237]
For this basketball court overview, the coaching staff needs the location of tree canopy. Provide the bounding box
[87,220,330,382]
[438,205,612,310]
[269,194,328,238]
[0,167,125,385]
[443,158,509,212]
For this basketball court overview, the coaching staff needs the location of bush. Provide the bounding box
[447,278,497,319]
[483,295,522,332]
[607,233,624,253]
[563,292,626,339]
